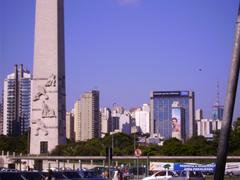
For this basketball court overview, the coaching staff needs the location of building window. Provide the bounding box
[40,141,48,154]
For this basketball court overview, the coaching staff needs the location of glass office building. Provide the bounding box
[3,64,31,136]
[212,103,224,120]
[150,91,195,140]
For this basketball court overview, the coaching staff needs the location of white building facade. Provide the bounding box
[3,65,31,136]
[100,107,111,137]
[74,90,100,141]
[135,104,150,134]
[119,112,131,135]
[66,112,74,141]
[197,118,222,138]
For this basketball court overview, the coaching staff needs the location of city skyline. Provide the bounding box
[1,0,240,119]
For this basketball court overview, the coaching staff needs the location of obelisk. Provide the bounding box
[30,0,66,154]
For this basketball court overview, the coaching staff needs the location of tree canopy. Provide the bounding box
[1,118,240,156]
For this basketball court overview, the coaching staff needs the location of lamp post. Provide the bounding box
[214,3,240,180]
[133,127,137,167]
[111,103,117,155]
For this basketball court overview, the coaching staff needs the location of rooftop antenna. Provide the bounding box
[216,81,220,105]
[93,86,98,91]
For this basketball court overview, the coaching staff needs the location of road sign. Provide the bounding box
[134,148,142,157]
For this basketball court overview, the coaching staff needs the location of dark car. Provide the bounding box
[90,167,106,176]
[79,170,106,180]
[62,171,82,180]
[41,171,70,180]
[21,171,44,180]
[0,172,25,180]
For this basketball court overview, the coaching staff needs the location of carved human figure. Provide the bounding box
[33,86,49,101]
[42,101,56,118]
[31,119,48,136]
[45,74,56,87]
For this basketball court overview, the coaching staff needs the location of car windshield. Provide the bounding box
[83,171,99,178]
[168,171,175,176]
[180,171,203,177]
[63,171,82,178]
[155,171,166,176]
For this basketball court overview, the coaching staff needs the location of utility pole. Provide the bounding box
[214,3,240,180]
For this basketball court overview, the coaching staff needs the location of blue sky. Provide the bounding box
[1,0,240,119]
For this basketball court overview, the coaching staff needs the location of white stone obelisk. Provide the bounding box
[30,0,66,154]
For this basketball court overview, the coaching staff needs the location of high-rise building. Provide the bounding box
[100,107,111,137]
[195,109,203,121]
[111,106,124,132]
[74,100,81,141]
[197,118,221,138]
[119,112,131,135]
[212,104,224,120]
[66,112,74,141]
[150,91,195,140]
[3,65,31,136]
[212,82,224,120]
[30,0,66,154]
[74,90,100,141]
[0,95,3,135]
[135,104,150,134]
[197,119,212,137]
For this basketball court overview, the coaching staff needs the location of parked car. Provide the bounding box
[0,172,24,180]
[143,170,177,180]
[225,163,240,176]
[41,171,71,180]
[21,171,44,180]
[170,171,205,180]
[62,171,83,180]
[78,170,106,180]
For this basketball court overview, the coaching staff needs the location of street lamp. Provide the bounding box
[111,103,117,153]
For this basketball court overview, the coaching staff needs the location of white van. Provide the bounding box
[225,162,240,176]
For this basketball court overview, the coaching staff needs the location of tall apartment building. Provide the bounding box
[66,112,74,141]
[100,107,111,137]
[197,119,222,138]
[195,109,203,121]
[0,96,3,135]
[74,90,100,141]
[119,112,131,135]
[111,106,124,132]
[135,104,150,134]
[3,65,31,136]
[150,91,195,140]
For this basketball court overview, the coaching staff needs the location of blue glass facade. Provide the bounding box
[212,104,224,120]
[150,91,195,140]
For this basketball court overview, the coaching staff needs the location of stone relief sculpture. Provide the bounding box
[32,119,48,136]
[33,86,49,101]
[42,101,56,118]
[45,74,56,87]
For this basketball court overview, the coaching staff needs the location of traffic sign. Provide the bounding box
[134,148,142,157]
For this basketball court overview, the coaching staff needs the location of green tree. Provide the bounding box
[160,138,183,156]
[141,145,161,156]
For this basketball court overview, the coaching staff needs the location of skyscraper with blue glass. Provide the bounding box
[3,64,31,136]
[150,91,195,140]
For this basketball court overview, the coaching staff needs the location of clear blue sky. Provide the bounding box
[1,0,240,119]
